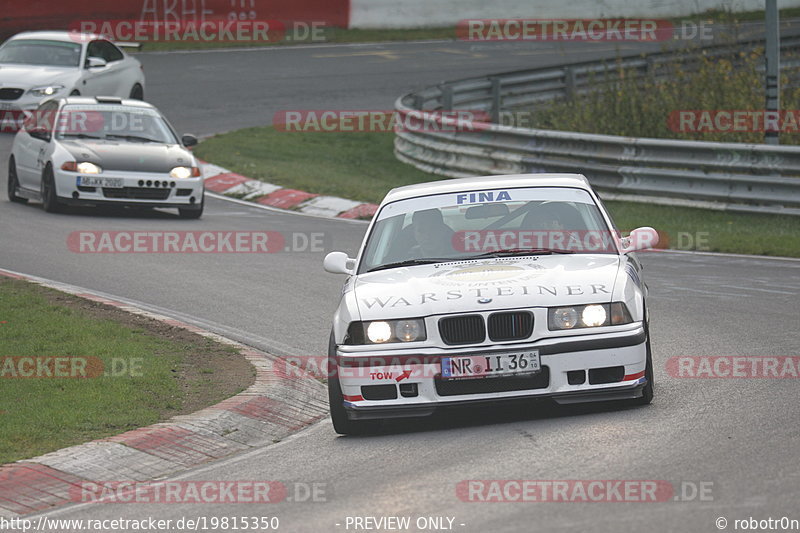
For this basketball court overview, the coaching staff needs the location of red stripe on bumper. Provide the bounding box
[624,370,646,381]
[343,394,364,402]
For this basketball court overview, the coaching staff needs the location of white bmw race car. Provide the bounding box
[8,96,204,218]
[324,174,659,434]
[0,31,145,128]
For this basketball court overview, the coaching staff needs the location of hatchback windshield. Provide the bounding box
[359,187,617,273]
[54,105,177,144]
[0,39,82,67]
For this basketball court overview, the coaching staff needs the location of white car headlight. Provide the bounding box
[348,318,427,344]
[367,322,393,344]
[28,85,65,97]
[581,305,607,327]
[548,302,633,330]
[76,162,102,174]
[395,320,423,342]
[170,166,200,179]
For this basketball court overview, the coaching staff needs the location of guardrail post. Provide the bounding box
[490,77,501,123]
[564,67,576,98]
[441,85,453,111]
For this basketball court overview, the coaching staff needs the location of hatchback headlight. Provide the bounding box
[170,166,201,179]
[548,302,633,330]
[61,161,102,174]
[347,319,427,344]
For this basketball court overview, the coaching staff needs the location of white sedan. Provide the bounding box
[323,174,658,434]
[8,96,204,218]
[0,31,145,128]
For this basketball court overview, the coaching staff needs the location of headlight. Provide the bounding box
[347,318,427,344]
[28,85,65,97]
[552,307,579,329]
[64,162,102,174]
[581,305,607,327]
[367,322,392,343]
[395,319,422,342]
[548,302,633,330]
[170,166,200,179]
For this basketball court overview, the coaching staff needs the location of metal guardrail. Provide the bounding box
[394,36,800,215]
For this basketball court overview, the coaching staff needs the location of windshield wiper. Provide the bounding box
[60,133,103,139]
[465,247,576,259]
[106,134,160,143]
[367,258,449,273]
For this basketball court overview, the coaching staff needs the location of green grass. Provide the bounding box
[0,279,245,464]
[196,126,800,257]
[605,201,800,256]
[517,42,800,145]
[196,126,433,202]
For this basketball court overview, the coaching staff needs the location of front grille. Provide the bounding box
[0,88,24,101]
[439,315,485,345]
[176,189,192,196]
[488,311,533,341]
[435,366,550,396]
[103,187,170,200]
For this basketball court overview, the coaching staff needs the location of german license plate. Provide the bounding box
[441,351,540,380]
[78,176,124,188]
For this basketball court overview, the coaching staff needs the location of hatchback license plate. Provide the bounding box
[79,176,124,188]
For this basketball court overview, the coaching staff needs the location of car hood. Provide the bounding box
[352,255,621,320]
[59,139,195,173]
[0,64,77,89]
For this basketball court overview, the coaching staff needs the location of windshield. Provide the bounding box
[54,105,178,144]
[359,186,617,273]
[0,39,81,67]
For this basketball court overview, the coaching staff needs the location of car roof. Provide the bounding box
[6,31,103,44]
[382,173,593,204]
[59,96,156,110]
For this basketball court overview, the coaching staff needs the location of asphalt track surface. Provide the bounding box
[2,39,799,532]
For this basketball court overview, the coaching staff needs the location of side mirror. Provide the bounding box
[181,134,198,147]
[623,227,659,252]
[324,251,355,275]
[28,126,50,142]
[86,56,107,69]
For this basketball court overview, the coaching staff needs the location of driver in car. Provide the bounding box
[410,208,455,258]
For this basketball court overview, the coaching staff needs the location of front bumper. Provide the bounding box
[54,169,204,208]
[336,326,647,420]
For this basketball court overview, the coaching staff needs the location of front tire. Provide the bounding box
[7,157,28,203]
[41,165,62,213]
[130,83,144,100]
[328,332,373,435]
[631,321,654,405]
